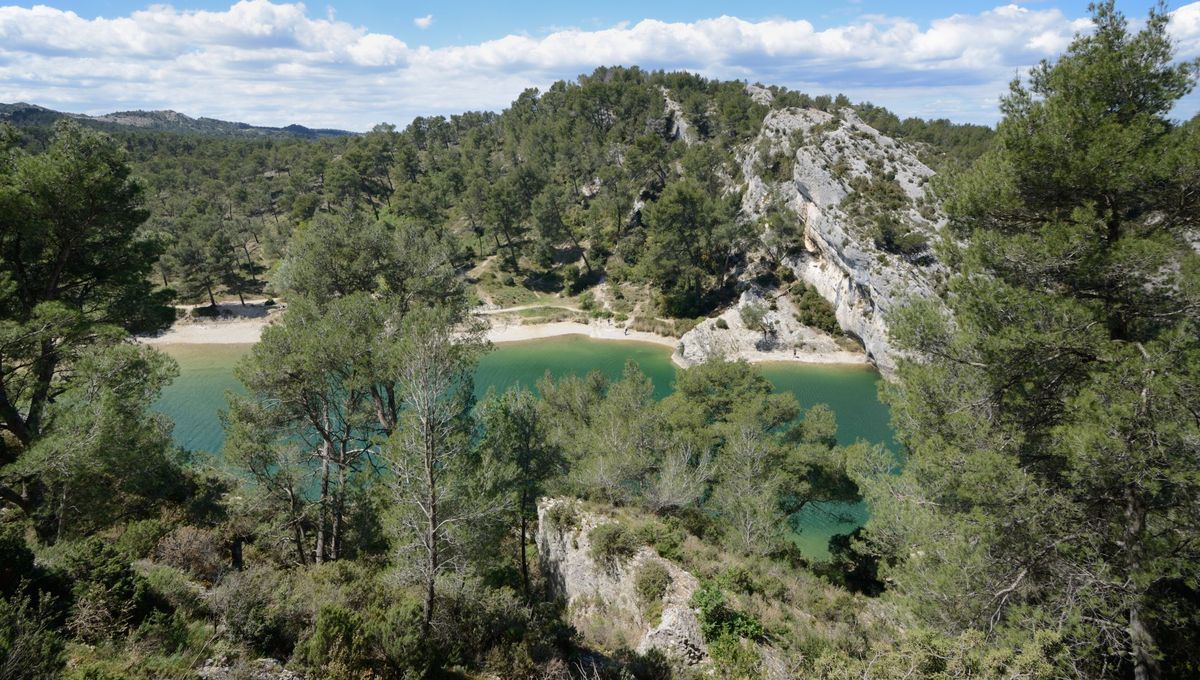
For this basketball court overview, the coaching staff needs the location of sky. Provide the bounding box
[1,1,1198,131]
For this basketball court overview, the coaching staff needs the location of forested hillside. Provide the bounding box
[1,2,1198,678]
[6,66,989,329]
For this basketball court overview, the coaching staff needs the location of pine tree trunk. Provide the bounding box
[315,442,331,564]
[519,488,530,599]
[423,448,438,639]
[1125,488,1159,680]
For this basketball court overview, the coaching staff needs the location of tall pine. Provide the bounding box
[859,3,1200,678]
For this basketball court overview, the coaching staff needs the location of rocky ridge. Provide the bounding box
[537,498,708,667]
[679,93,945,377]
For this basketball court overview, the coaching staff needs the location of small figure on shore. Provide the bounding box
[792,347,797,357]
[624,327,629,336]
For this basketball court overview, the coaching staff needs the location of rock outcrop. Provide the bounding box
[537,498,707,666]
[738,107,944,376]
[676,287,867,368]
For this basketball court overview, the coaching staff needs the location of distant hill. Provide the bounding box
[0,102,354,139]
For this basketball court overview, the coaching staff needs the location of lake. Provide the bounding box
[156,335,892,559]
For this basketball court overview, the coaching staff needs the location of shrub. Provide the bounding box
[366,599,428,677]
[715,317,729,330]
[707,634,763,676]
[690,583,765,642]
[0,588,65,679]
[633,521,684,562]
[634,562,672,607]
[298,605,369,679]
[588,523,640,567]
[115,519,171,560]
[215,567,302,658]
[739,303,768,335]
[134,610,188,654]
[544,502,578,532]
[143,564,208,618]
[0,524,37,598]
[155,526,224,584]
[791,282,840,334]
[59,537,158,642]
[578,290,596,311]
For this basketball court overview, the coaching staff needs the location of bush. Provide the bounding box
[215,567,302,658]
[634,562,672,607]
[578,290,596,311]
[143,564,208,618]
[59,537,158,642]
[715,317,729,330]
[588,523,640,567]
[115,519,171,560]
[155,526,224,584]
[633,521,684,562]
[134,610,188,654]
[366,599,428,677]
[739,303,768,334]
[298,605,369,679]
[0,588,65,679]
[0,524,37,599]
[690,582,764,642]
[791,282,840,334]
[544,502,578,532]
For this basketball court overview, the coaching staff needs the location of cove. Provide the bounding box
[155,335,893,559]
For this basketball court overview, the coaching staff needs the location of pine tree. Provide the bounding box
[858,4,1200,677]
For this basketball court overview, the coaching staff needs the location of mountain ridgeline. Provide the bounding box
[0,101,353,139]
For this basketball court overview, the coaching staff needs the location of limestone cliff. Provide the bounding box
[536,498,708,666]
[678,93,945,377]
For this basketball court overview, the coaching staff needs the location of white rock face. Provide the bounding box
[676,287,867,368]
[661,87,697,146]
[738,107,944,376]
[537,498,707,666]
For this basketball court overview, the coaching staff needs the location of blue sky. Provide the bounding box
[1,1,1198,130]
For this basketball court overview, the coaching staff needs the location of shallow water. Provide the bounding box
[156,336,892,559]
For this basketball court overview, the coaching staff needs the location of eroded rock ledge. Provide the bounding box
[536,498,708,667]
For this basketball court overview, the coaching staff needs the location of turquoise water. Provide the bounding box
[156,336,892,559]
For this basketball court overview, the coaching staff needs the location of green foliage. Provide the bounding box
[543,501,579,532]
[588,523,641,567]
[215,567,302,657]
[114,519,171,560]
[690,582,765,642]
[633,561,672,607]
[791,282,839,334]
[0,588,65,680]
[298,605,370,679]
[58,537,159,643]
[860,4,1200,677]
[738,302,768,335]
[640,178,746,316]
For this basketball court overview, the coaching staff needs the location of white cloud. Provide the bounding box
[0,0,1196,130]
[413,14,433,30]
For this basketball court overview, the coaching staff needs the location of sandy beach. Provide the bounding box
[139,304,868,368]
